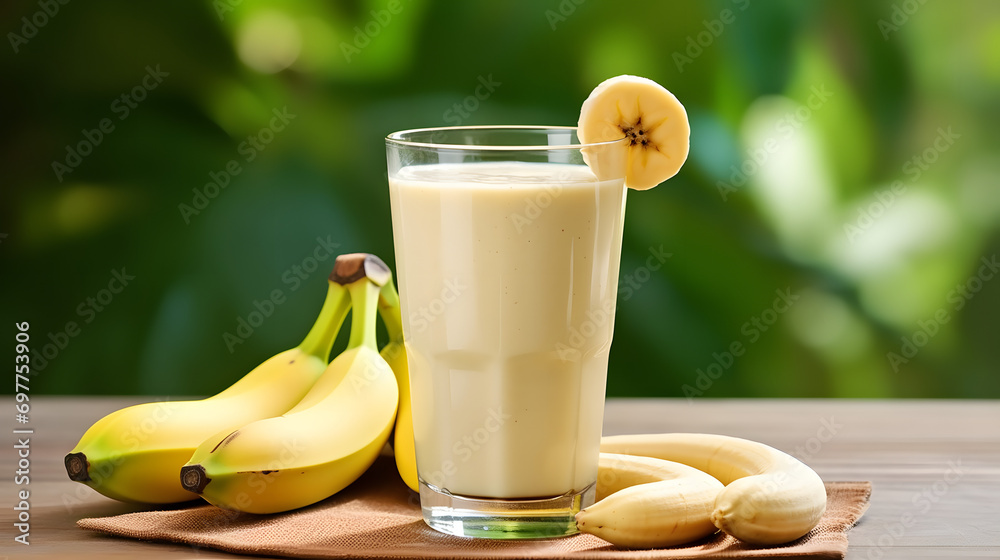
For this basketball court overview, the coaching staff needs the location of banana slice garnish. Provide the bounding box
[578,75,690,190]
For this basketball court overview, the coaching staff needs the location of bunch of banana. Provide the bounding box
[180,253,400,513]
[63,270,353,503]
[596,433,828,546]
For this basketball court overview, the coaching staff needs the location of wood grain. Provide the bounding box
[1,397,996,559]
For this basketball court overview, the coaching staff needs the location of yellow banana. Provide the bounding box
[63,273,351,503]
[601,433,827,544]
[181,253,399,514]
[576,453,723,548]
[377,275,418,492]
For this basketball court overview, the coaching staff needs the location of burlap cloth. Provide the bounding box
[78,456,871,559]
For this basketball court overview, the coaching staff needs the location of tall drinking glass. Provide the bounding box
[386,126,628,538]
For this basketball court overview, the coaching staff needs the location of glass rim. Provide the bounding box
[385,125,627,151]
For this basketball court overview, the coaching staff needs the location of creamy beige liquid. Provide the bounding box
[389,161,626,499]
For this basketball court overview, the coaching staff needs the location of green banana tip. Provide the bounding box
[65,452,90,482]
[180,464,210,494]
[330,253,390,287]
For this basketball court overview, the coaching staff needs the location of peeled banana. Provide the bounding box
[377,276,418,492]
[63,274,352,503]
[181,253,399,514]
[576,453,723,548]
[601,433,827,544]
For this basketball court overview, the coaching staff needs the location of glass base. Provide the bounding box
[419,480,594,539]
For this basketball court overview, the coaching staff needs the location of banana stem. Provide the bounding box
[347,280,381,351]
[298,281,352,360]
[378,277,405,343]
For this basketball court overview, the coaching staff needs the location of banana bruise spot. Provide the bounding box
[211,429,241,453]
[65,452,90,482]
[180,465,210,494]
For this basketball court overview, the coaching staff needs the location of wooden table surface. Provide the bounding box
[2,397,998,559]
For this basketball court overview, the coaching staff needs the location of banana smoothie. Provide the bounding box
[389,161,626,499]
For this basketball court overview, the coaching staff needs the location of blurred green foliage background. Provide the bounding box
[3,0,998,398]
